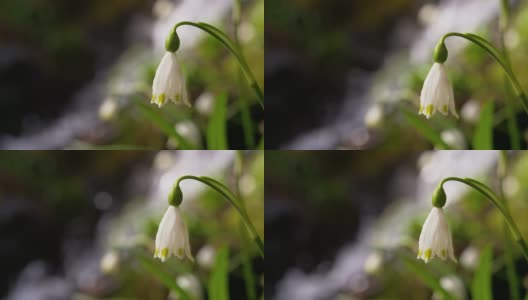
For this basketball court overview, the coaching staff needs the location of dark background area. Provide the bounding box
[265,150,419,298]
[265,0,419,148]
[0,0,151,136]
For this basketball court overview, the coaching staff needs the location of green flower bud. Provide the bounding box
[433,40,448,64]
[165,29,180,52]
[168,183,183,206]
[432,184,447,208]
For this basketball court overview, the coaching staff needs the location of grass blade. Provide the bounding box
[401,107,450,149]
[504,224,521,300]
[238,83,256,149]
[207,93,228,149]
[503,78,521,150]
[471,245,493,300]
[472,100,494,149]
[240,223,257,300]
[400,252,456,300]
[136,250,194,300]
[208,246,230,300]
[133,98,196,149]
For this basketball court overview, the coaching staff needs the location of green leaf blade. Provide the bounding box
[401,107,450,149]
[134,98,197,149]
[471,245,493,300]
[472,101,494,149]
[136,251,194,300]
[399,252,457,300]
[504,224,521,300]
[207,94,229,149]
[208,246,230,300]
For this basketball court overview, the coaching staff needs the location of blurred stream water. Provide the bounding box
[0,0,232,150]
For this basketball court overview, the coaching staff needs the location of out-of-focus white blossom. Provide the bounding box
[460,246,479,270]
[460,99,480,124]
[168,274,204,300]
[197,245,216,270]
[364,104,384,128]
[363,251,383,275]
[441,129,467,149]
[432,275,467,300]
[167,121,202,149]
[100,250,119,274]
[99,98,118,121]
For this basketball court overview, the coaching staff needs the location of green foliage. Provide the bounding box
[472,101,494,149]
[137,251,194,300]
[401,106,449,149]
[134,98,195,149]
[400,252,456,300]
[240,224,258,300]
[207,94,228,149]
[208,247,230,300]
[504,224,521,300]
[471,246,493,300]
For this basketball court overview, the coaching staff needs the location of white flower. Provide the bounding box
[154,206,193,262]
[151,52,190,107]
[417,207,457,263]
[419,63,458,119]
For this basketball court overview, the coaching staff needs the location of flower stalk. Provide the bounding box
[436,176,528,262]
[169,21,264,109]
[439,32,528,115]
[173,175,264,257]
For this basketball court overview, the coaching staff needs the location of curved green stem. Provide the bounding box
[174,175,264,257]
[439,176,528,261]
[172,21,264,109]
[441,32,528,114]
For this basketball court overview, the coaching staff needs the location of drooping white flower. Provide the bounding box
[151,52,190,107]
[419,63,458,119]
[154,206,193,262]
[417,207,457,263]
